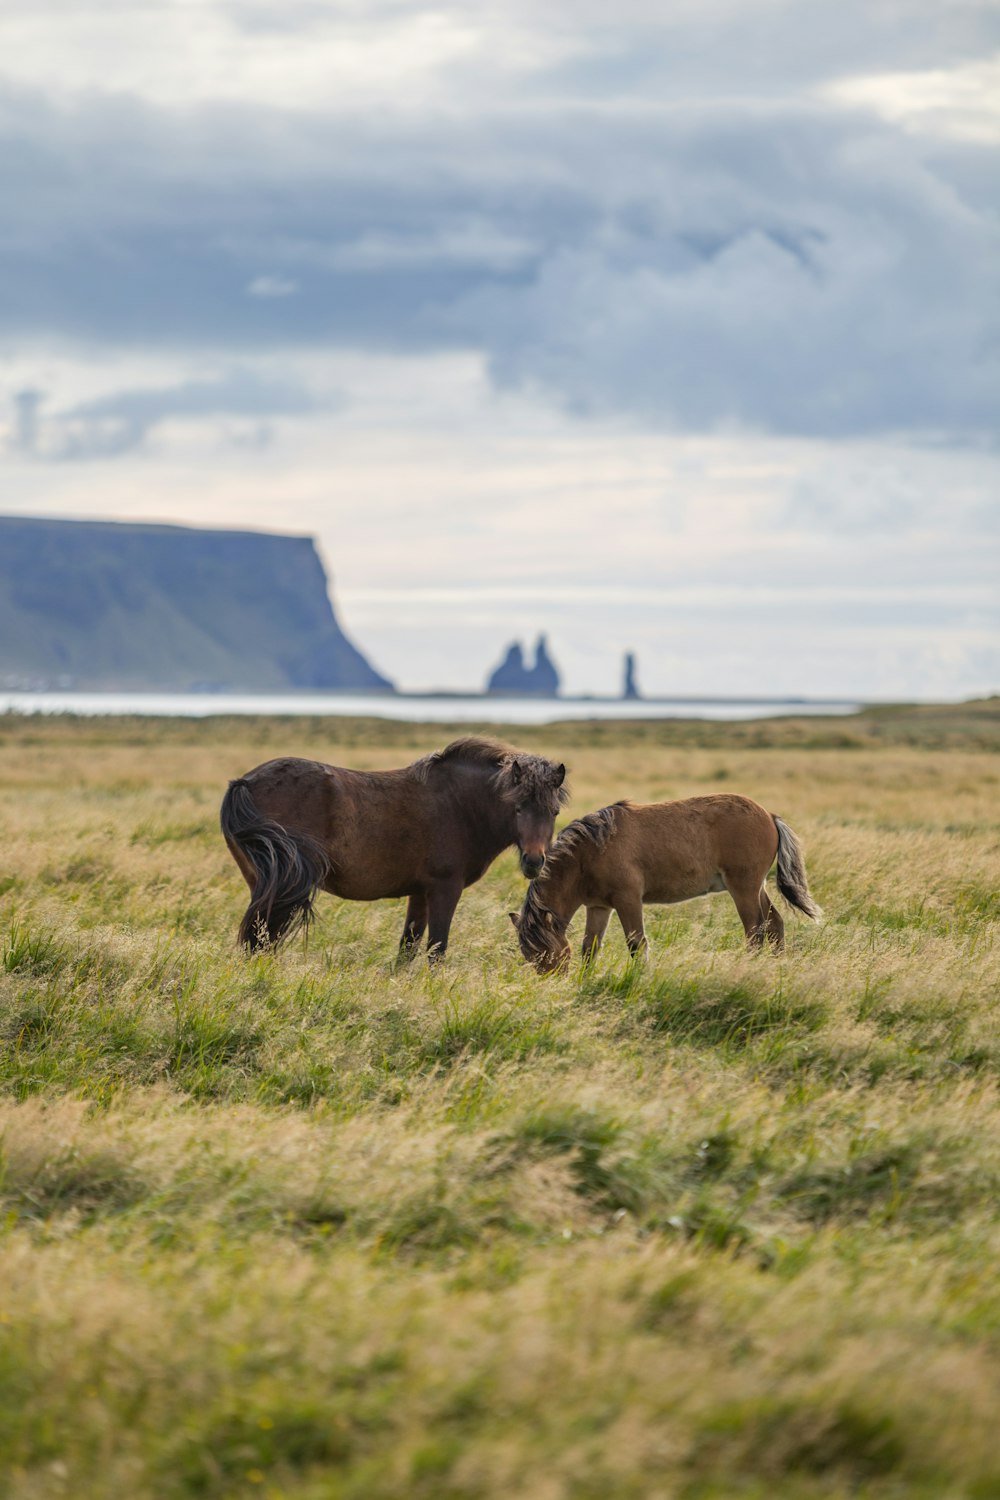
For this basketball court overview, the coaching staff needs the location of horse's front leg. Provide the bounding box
[398,892,428,961]
[614,894,648,960]
[582,905,612,964]
[426,878,463,963]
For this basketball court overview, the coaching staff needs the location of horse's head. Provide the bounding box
[509,894,571,974]
[506,756,567,878]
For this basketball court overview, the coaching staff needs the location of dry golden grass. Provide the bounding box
[1,703,998,1498]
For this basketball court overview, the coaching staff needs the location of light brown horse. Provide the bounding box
[221,737,567,958]
[511,795,821,972]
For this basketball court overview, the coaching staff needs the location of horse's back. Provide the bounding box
[622,795,775,844]
[241,756,434,899]
[611,796,778,897]
[242,756,339,834]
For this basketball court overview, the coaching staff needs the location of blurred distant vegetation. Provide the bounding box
[3,694,997,756]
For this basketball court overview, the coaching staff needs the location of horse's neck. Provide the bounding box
[455,766,516,852]
[538,856,580,922]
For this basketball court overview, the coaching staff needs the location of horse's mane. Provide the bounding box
[411,737,568,804]
[517,877,568,956]
[539,803,622,877]
[410,736,512,779]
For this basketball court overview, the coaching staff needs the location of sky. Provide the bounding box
[1,0,998,699]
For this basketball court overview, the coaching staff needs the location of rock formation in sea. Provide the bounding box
[622,651,641,700]
[0,515,393,692]
[485,634,561,697]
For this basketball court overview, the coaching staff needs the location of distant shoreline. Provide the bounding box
[6,689,994,725]
[0,688,869,724]
[398,692,862,706]
[3,686,863,706]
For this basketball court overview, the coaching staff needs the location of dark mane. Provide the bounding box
[410,736,511,780]
[539,803,622,878]
[411,736,569,806]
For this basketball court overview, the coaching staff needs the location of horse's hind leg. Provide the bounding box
[724,874,768,951]
[398,892,427,961]
[582,905,612,964]
[762,890,785,951]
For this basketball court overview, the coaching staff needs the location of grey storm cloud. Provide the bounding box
[2,0,998,443]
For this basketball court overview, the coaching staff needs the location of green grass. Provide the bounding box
[0,705,999,1498]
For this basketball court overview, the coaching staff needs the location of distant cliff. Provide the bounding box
[486,634,561,697]
[0,516,393,693]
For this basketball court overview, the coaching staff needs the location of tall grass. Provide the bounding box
[0,704,998,1498]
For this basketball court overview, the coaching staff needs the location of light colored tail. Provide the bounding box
[773,816,822,920]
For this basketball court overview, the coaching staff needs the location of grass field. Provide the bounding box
[1,701,999,1499]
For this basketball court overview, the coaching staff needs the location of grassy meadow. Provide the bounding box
[1,701,999,1499]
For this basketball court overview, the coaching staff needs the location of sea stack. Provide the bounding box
[623,652,641,700]
[486,634,561,697]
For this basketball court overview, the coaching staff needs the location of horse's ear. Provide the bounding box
[555,763,566,786]
[510,761,522,785]
[508,912,520,929]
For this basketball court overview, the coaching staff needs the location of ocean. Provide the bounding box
[0,691,862,723]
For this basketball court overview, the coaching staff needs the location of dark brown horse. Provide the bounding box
[511,794,821,972]
[221,737,567,957]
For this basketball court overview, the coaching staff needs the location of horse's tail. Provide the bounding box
[220,778,332,950]
[772,816,822,921]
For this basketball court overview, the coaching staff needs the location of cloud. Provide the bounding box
[0,4,998,443]
[6,2,998,110]
[246,275,298,298]
[10,390,43,454]
[824,55,1000,144]
[319,225,537,273]
[7,370,331,459]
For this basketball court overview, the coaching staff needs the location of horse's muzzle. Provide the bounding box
[520,851,546,879]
